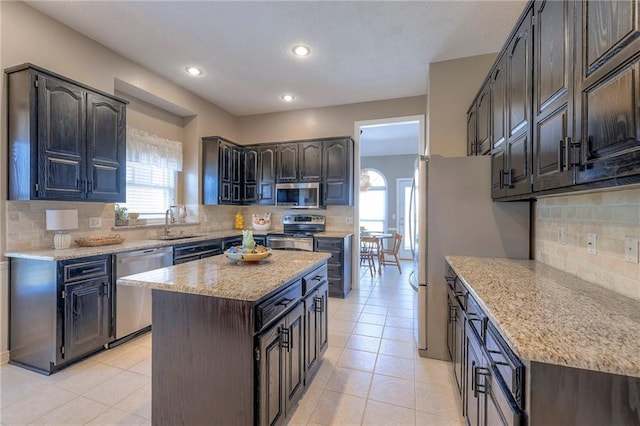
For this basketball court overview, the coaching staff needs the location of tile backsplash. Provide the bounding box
[5,201,354,252]
[535,186,640,301]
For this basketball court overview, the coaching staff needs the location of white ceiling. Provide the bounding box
[26,0,527,117]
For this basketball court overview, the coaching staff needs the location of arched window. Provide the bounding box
[359,169,387,232]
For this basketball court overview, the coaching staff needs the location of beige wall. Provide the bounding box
[237,96,426,144]
[427,53,496,157]
[1,1,238,206]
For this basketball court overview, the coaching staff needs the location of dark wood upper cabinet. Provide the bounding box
[298,141,323,182]
[491,55,507,152]
[243,147,258,204]
[322,138,353,206]
[532,0,576,191]
[276,144,298,183]
[7,64,127,202]
[257,145,276,205]
[505,7,533,197]
[476,82,492,155]
[202,136,238,205]
[575,0,640,185]
[86,92,126,202]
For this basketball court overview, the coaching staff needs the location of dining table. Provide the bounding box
[360,231,394,266]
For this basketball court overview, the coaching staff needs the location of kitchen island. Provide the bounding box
[118,250,330,425]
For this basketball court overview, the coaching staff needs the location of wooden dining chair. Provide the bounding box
[360,236,379,277]
[379,233,403,273]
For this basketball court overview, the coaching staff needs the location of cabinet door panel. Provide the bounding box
[579,60,640,183]
[477,84,491,155]
[86,93,126,202]
[491,149,507,199]
[259,146,276,205]
[299,142,322,182]
[258,322,285,426]
[492,57,507,151]
[508,133,531,196]
[305,291,319,381]
[64,278,110,361]
[467,106,477,155]
[508,18,531,138]
[534,107,571,188]
[585,0,639,76]
[317,282,328,354]
[38,74,86,199]
[277,145,298,182]
[243,148,258,203]
[536,0,570,112]
[285,304,305,413]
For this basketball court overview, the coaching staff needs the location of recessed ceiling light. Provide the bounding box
[292,45,311,57]
[185,66,203,76]
[281,94,295,102]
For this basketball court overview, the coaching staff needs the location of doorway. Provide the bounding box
[352,114,425,289]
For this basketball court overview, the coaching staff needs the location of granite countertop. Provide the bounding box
[117,250,330,302]
[3,229,278,261]
[446,256,640,378]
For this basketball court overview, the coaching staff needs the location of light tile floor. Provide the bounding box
[0,260,464,425]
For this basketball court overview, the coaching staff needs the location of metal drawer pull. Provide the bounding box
[314,296,323,312]
[276,298,294,307]
[473,366,491,397]
[280,328,290,351]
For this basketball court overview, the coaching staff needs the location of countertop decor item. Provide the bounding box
[46,210,78,249]
[234,212,243,230]
[115,204,129,225]
[252,212,271,231]
[75,234,125,247]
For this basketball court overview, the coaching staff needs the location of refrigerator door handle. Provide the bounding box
[408,178,415,258]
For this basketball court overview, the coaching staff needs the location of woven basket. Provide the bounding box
[75,234,125,247]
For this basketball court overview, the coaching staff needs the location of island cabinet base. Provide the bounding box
[151,290,255,425]
[528,362,640,426]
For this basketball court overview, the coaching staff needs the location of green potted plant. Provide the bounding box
[115,204,129,226]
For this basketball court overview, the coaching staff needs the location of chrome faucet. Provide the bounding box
[164,206,178,237]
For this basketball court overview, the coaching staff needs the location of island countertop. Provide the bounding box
[446,256,640,378]
[117,250,330,302]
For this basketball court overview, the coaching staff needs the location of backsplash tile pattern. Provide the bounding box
[4,201,354,252]
[535,187,640,301]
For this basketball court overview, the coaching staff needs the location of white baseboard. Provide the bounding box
[1,351,8,365]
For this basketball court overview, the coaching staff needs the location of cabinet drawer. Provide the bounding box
[302,265,327,295]
[327,264,342,279]
[486,322,524,408]
[322,249,343,264]
[255,281,302,332]
[62,257,110,283]
[315,239,343,251]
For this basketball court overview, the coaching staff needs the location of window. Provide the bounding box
[124,163,176,218]
[359,169,387,232]
[120,127,183,219]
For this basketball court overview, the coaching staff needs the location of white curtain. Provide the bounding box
[126,126,183,172]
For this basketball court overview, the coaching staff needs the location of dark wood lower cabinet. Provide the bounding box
[10,255,113,375]
[304,280,328,382]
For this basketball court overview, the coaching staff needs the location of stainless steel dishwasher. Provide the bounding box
[114,246,173,344]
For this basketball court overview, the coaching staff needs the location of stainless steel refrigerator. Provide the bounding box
[408,155,530,360]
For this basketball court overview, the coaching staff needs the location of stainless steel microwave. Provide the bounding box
[275,182,321,209]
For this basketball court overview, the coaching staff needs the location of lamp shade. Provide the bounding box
[45,210,78,231]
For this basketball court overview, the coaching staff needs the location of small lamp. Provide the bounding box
[46,210,78,249]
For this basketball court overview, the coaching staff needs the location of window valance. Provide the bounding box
[126,126,183,172]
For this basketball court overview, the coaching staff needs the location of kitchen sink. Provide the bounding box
[154,235,203,241]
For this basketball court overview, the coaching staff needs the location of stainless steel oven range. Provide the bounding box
[266,214,325,252]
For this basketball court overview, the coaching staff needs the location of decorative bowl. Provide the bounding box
[225,246,271,263]
[252,222,271,231]
[128,212,140,219]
